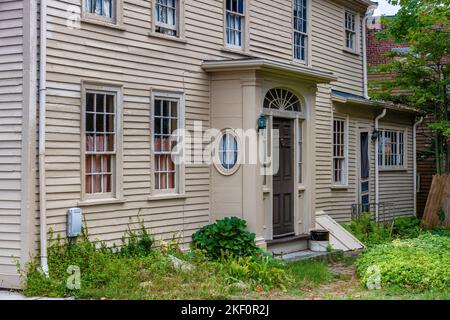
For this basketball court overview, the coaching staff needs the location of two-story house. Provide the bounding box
[0,0,419,288]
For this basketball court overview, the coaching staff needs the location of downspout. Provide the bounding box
[413,117,424,217]
[39,0,48,275]
[375,109,387,222]
[362,5,378,99]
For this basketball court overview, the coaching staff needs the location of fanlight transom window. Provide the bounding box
[263,88,302,112]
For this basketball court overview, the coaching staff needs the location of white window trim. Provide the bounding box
[332,115,349,187]
[223,0,250,52]
[151,0,186,40]
[149,90,185,197]
[292,0,311,65]
[81,0,124,29]
[343,9,360,55]
[378,128,407,171]
[80,81,124,203]
[214,128,242,176]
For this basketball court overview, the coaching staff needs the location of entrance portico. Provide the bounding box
[203,58,336,250]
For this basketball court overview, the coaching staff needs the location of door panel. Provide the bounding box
[359,132,370,212]
[273,118,295,238]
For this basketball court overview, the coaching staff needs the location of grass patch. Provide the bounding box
[24,225,331,300]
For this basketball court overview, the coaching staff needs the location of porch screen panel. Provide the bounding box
[85,92,116,194]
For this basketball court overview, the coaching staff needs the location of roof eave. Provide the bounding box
[202,59,337,83]
[332,94,420,114]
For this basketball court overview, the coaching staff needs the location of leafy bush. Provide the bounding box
[342,213,392,246]
[191,217,262,259]
[215,255,292,291]
[356,233,450,291]
[118,223,154,257]
[391,216,422,239]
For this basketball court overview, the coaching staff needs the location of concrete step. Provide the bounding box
[266,234,309,256]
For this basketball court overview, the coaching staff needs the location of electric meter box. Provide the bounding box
[67,208,82,238]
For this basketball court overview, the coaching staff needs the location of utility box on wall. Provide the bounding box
[67,208,82,238]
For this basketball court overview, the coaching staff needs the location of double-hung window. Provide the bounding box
[155,0,179,36]
[293,0,308,62]
[378,130,405,168]
[152,92,184,195]
[333,118,347,185]
[226,0,245,48]
[82,0,122,25]
[345,11,357,51]
[82,84,123,201]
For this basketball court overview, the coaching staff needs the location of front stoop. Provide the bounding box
[276,249,344,263]
[266,234,310,256]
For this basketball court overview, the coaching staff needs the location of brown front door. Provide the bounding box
[272,118,295,238]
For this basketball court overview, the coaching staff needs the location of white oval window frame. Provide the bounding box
[213,129,241,176]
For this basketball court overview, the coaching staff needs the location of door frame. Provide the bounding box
[263,110,307,240]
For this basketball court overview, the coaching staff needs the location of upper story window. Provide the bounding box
[155,0,178,36]
[152,92,184,194]
[293,0,308,63]
[82,0,123,26]
[345,11,357,51]
[378,130,405,168]
[225,0,245,48]
[333,118,347,185]
[82,83,123,201]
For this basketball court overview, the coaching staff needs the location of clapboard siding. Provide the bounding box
[378,121,415,217]
[311,0,364,96]
[0,0,23,287]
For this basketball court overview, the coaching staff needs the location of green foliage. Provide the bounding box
[356,233,450,291]
[370,0,450,173]
[342,213,392,246]
[191,217,262,260]
[23,224,298,299]
[118,222,154,257]
[391,216,422,239]
[215,255,292,292]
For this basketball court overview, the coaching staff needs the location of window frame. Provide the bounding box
[292,0,310,64]
[332,116,349,186]
[224,0,248,51]
[152,0,185,39]
[214,128,241,176]
[80,81,124,203]
[378,128,407,170]
[343,9,359,54]
[81,0,124,27]
[150,90,185,197]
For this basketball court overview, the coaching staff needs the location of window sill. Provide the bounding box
[81,17,126,31]
[379,167,408,172]
[221,47,253,57]
[148,32,187,44]
[77,198,126,207]
[342,48,360,56]
[330,185,349,191]
[147,194,187,201]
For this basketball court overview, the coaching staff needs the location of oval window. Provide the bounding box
[215,130,240,175]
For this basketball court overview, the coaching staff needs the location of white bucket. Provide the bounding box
[309,240,329,252]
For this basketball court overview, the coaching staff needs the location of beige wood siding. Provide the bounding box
[378,121,415,217]
[311,0,364,96]
[0,0,23,287]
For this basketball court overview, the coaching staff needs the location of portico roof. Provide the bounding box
[202,58,338,83]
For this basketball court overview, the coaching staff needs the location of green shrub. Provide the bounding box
[118,223,154,257]
[191,217,263,260]
[342,213,392,246]
[391,216,422,239]
[431,227,450,237]
[356,233,450,291]
[215,255,292,291]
